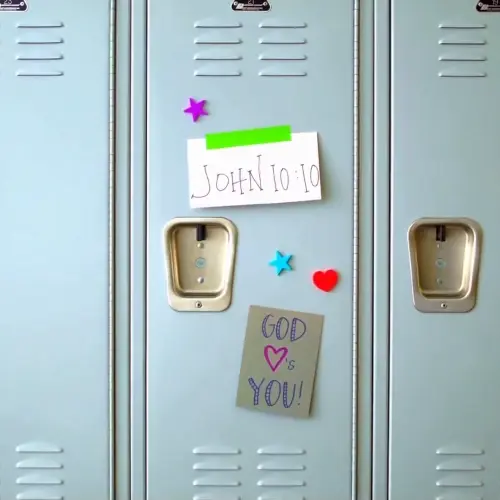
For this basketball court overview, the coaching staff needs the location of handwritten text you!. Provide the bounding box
[191,154,320,200]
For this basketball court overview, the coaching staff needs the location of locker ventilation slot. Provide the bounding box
[258,22,308,77]
[194,19,242,28]
[16,443,65,499]
[436,460,484,471]
[17,70,64,77]
[191,446,242,492]
[258,35,306,45]
[439,23,486,29]
[194,496,241,500]
[193,463,241,471]
[192,446,240,455]
[257,463,305,471]
[434,446,485,497]
[15,22,65,78]
[257,446,305,455]
[436,476,483,487]
[259,52,307,61]
[257,479,306,487]
[259,20,307,28]
[16,458,63,470]
[194,51,241,61]
[16,493,63,500]
[194,33,242,45]
[438,55,486,62]
[17,475,63,485]
[436,446,484,455]
[193,22,243,76]
[16,37,64,45]
[439,71,486,78]
[192,478,241,487]
[437,22,488,78]
[258,68,307,77]
[194,67,242,77]
[17,22,64,28]
[257,497,306,500]
[435,495,483,500]
[438,39,486,45]
[17,54,64,61]
[16,442,63,453]
[256,447,306,491]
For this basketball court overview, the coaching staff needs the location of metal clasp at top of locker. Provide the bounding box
[408,217,482,313]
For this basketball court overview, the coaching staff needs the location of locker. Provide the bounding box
[5,0,500,498]
[0,1,114,499]
[387,0,500,499]
[145,0,357,499]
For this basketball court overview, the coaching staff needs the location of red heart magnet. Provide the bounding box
[312,269,339,292]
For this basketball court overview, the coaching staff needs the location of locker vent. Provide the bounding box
[258,19,308,77]
[257,497,305,500]
[438,22,487,78]
[15,21,65,78]
[15,442,64,500]
[193,18,242,77]
[192,446,242,492]
[256,446,307,491]
[256,446,305,455]
[435,446,485,497]
[191,18,308,77]
[16,442,63,453]
[193,496,241,500]
[15,493,63,500]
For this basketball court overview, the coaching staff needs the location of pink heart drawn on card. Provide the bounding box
[264,345,289,373]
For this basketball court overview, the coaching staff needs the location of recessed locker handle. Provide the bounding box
[408,217,482,313]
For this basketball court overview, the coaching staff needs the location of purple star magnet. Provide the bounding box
[184,98,208,122]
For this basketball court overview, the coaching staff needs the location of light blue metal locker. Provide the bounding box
[12,0,500,498]
[0,1,114,499]
[144,0,361,498]
[380,0,500,499]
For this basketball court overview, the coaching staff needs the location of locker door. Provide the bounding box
[390,0,500,498]
[0,2,113,499]
[147,0,355,498]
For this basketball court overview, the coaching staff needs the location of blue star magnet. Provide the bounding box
[269,250,293,276]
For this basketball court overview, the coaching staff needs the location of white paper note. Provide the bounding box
[187,132,322,209]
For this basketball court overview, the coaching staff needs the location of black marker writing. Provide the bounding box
[300,164,309,193]
[310,165,320,187]
[191,165,211,199]
[270,164,279,192]
[280,168,290,190]
[248,155,263,192]
[190,155,320,199]
[231,168,247,195]
[216,173,229,191]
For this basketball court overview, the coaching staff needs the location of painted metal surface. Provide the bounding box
[0,1,113,499]
[146,0,356,498]
[389,0,500,498]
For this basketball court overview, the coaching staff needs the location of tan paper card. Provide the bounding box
[236,305,324,418]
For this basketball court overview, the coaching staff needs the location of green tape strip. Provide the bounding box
[206,125,292,150]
